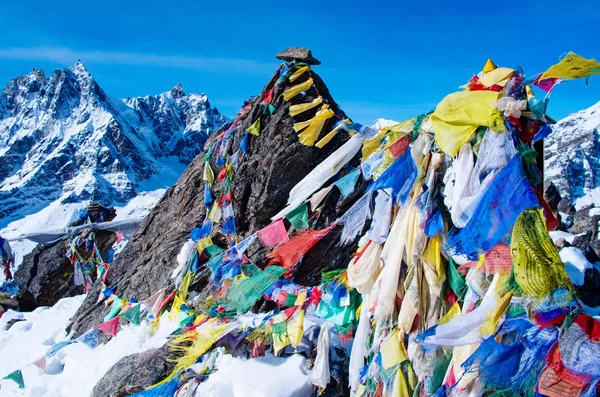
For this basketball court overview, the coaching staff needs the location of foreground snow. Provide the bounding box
[0,295,178,396]
[196,353,313,397]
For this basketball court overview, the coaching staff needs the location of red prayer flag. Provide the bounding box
[262,88,274,105]
[257,219,289,248]
[388,135,411,158]
[265,225,334,278]
[97,316,120,337]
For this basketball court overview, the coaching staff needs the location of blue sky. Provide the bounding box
[0,1,598,124]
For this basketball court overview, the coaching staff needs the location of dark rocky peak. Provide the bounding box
[169,83,186,100]
[69,53,351,337]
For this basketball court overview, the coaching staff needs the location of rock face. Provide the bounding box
[90,345,173,397]
[70,64,359,339]
[14,229,116,308]
[0,62,228,224]
[545,101,600,201]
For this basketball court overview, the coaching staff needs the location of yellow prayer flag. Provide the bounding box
[295,105,335,146]
[288,309,305,348]
[203,162,214,187]
[482,58,497,73]
[511,209,571,298]
[288,65,310,82]
[295,291,307,306]
[440,302,461,324]
[289,96,323,117]
[540,52,600,80]
[196,236,213,253]
[283,78,313,101]
[477,67,515,88]
[247,118,261,137]
[423,236,445,282]
[478,291,513,336]
[431,91,506,157]
[381,328,408,369]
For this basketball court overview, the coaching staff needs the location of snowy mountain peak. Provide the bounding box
[545,101,600,202]
[0,64,229,226]
[169,83,186,99]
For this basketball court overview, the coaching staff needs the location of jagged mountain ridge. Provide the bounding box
[0,61,228,225]
[545,100,600,202]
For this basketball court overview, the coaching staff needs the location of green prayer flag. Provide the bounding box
[120,303,142,325]
[447,258,467,300]
[3,369,24,389]
[263,104,276,116]
[284,293,298,307]
[285,202,309,230]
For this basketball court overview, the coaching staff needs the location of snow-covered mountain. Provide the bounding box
[0,61,228,226]
[545,101,600,202]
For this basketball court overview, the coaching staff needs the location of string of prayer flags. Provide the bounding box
[334,168,361,198]
[97,316,120,337]
[257,219,289,248]
[120,303,142,325]
[285,202,309,230]
[247,118,261,137]
[2,369,24,389]
[283,78,313,101]
[293,105,334,146]
[289,96,322,117]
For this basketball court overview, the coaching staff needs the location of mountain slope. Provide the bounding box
[0,61,228,226]
[545,101,600,202]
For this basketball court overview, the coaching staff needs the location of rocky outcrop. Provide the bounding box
[69,64,360,339]
[90,345,173,397]
[14,229,116,308]
[545,101,600,201]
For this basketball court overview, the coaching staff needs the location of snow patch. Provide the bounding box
[0,295,179,396]
[195,353,313,397]
[559,247,592,286]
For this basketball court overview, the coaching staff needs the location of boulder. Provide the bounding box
[90,344,173,397]
[276,47,321,65]
[14,229,116,308]
[567,205,600,237]
[557,198,576,215]
[544,181,562,210]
